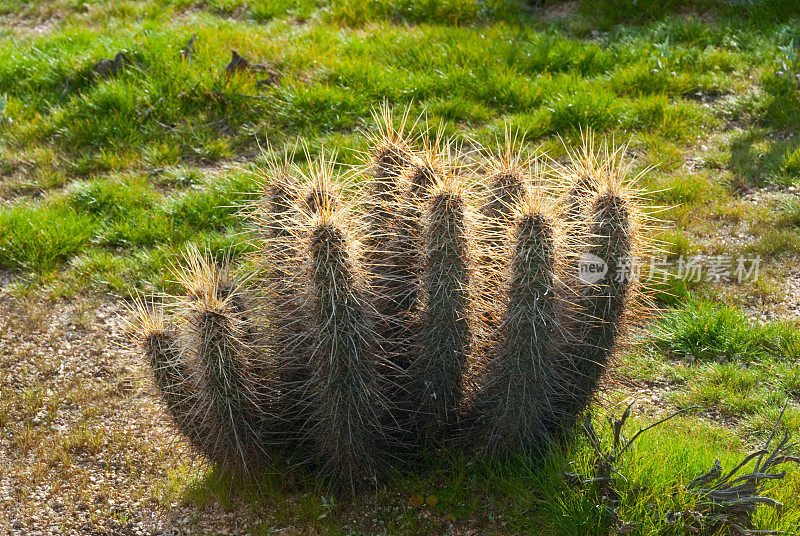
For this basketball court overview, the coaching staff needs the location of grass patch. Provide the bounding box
[0,170,256,291]
[0,2,798,290]
[162,412,799,535]
[729,128,800,187]
[0,202,97,272]
[745,227,800,258]
[650,299,800,362]
[580,0,800,29]
[671,360,799,417]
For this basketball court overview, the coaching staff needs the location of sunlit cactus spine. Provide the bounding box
[559,173,597,225]
[477,132,535,333]
[179,254,270,473]
[259,150,297,242]
[482,131,529,239]
[563,178,638,420]
[393,130,449,275]
[132,252,271,475]
[538,140,643,441]
[385,137,448,342]
[362,107,416,377]
[253,150,312,448]
[365,105,413,223]
[134,305,205,446]
[300,165,342,215]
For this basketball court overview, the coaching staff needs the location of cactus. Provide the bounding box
[300,153,389,492]
[178,253,271,473]
[482,130,529,235]
[133,304,205,446]
[562,175,638,420]
[472,193,565,455]
[408,173,476,447]
[363,106,416,377]
[132,253,272,475]
[253,150,313,449]
[304,208,386,492]
[133,119,645,492]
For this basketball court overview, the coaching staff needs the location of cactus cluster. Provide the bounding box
[132,109,645,493]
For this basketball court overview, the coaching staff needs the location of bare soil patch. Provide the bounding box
[0,292,258,535]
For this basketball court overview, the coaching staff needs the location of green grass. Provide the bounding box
[580,0,800,29]
[729,128,800,187]
[619,301,800,460]
[163,413,799,535]
[0,202,96,272]
[0,170,254,286]
[0,3,794,286]
[650,299,800,362]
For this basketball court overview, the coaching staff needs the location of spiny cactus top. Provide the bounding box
[131,107,647,493]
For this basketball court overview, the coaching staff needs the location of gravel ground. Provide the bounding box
[687,185,800,321]
[0,292,258,535]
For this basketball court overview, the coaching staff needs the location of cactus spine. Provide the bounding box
[135,306,206,447]
[305,213,384,491]
[180,255,268,473]
[565,182,635,418]
[363,107,415,378]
